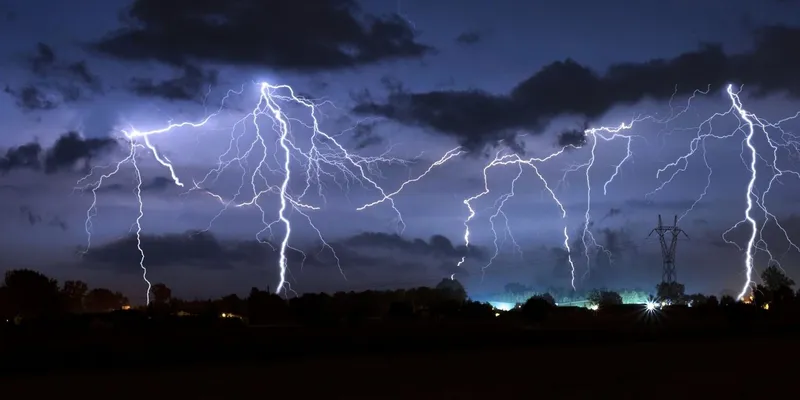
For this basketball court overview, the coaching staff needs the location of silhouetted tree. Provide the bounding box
[435,278,467,302]
[656,282,685,304]
[521,295,555,322]
[219,294,244,315]
[686,293,708,306]
[290,293,336,326]
[753,284,770,309]
[0,286,11,319]
[754,283,795,309]
[587,290,623,308]
[115,291,130,307]
[388,301,414,320]
[62,280,88,313]
[247,287,289,324]
[430,298,462,317]
[761,264,795,292]
[706,295,719,308]
[539,293,556,306]
[151,283,172,305]
[720,294,736,306]
[772,285,795,306]
[756,265,796,308]
[3,269,62,318]
[460,301,494,319]
[84,288,126,313]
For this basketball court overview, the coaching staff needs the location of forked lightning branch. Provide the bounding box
[78,81,800,304]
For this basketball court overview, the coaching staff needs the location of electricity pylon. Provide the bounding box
[648,214,689,284]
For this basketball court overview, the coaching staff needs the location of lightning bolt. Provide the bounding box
[650,84,800,300]
[450,86,741,291]
[450,121,651,290]
[76,81,460,303]
[456,147,576,287]
[73,77,800,305]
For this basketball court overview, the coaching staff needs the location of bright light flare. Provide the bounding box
[488,301,515,311]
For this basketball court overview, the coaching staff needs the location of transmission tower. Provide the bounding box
[648,214,689,284]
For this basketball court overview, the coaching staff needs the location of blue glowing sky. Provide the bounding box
[1,0,800,302]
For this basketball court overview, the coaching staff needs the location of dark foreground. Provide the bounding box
[2,336,798,398]
[1,321,799,398]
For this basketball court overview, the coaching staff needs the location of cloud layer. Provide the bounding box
[80,231,486,287]
[0,132,118,175]
[91,0,432,71]
[4,43,102,111]
[353,26,800,152]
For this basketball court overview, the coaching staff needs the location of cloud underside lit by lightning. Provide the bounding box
[77,81,460,304]
[445,84,800,300]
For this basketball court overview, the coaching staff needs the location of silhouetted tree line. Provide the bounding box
[2,266,799,327]
[647,265,799,310]
[0,270,490,325]
[172,277,478,326]
[500,283,650,305]
[0,269,129,321]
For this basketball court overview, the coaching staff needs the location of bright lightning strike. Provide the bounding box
[451,116,664,291]
[651,84,800,300]
[451,84,800,298]
[76,81,459,303]
[74,78,800,304]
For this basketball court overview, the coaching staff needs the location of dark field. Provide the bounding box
[2,319,799,398]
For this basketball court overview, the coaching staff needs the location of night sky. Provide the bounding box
[2,0,800,303]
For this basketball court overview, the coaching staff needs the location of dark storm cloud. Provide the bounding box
[601,208,622,222]
[624,198,708,212]
[541,222,644,288]
[28,43,100,88]
[82,231,244,271]
[304,242,387,270]
[142,176,172,192]
[84,176,174,195]
[354,26,800,152]
[350,121,384,150]
[82,230,481,275]
[455,31,482,46]
[18,206,68,231]
[4,85,58,111]
[564,223,638,258]
[597,226,638,255]
[556,125,589,148]
[0,132,118,175]
[557,223,641,288]
[130,64,219,102]
[343,232,485,260]
[4,43,102,111]
[91,0,432,71]
[352,88,521,153]
[19,206,41,226]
